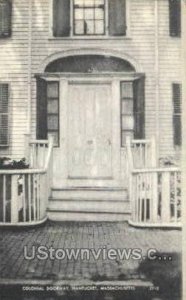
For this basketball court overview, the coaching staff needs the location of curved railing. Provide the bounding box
[129,167,181,227]
[0,137,53,226]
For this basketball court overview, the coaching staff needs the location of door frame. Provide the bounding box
[39,73,144,188]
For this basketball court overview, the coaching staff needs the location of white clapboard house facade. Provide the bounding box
[0,0,183,227]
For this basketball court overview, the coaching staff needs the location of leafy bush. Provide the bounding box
[0,157,29,169]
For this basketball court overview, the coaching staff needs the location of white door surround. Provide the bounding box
[41,73,143,188]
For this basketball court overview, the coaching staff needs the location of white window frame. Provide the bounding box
[49,0,131,39]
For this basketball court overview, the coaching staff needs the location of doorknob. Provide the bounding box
[87,140,93,145]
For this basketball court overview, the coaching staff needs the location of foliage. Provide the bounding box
[0,157,29,169]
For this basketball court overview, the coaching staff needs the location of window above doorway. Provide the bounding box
[52,0,129,38]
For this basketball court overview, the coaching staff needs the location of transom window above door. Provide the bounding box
[52,0,128,37]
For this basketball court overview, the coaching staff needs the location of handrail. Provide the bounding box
[29,139,49,144]
[44,136,54,170]
[0,168,45,175]
[132,167,180,174]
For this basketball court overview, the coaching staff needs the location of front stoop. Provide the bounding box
[47,187,131,221]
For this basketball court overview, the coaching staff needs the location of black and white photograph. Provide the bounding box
[0,0,185,299]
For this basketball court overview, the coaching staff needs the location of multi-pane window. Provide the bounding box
[173,83,182,146]
[120,82,134,146]
[74,0,105,35]
[47,82,60,146]
[0,84,9,146]
[120,78,145,146]
[53,0,127,37]
[0,0,12,38]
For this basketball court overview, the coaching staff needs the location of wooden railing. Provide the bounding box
[0,137,53,226]
[130,168,181,227]
[126,137,157,169]
[125,137,156,208]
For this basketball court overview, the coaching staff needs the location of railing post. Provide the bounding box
[151,136,157,167]
[11,175,19,223]
[161,172,171,223]
[152,172,158,222]
[24,134,31,164]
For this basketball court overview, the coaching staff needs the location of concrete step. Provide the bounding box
[48,198,131,213]
[47,211,131,222]
[47,196,131,221]
[51,187,128,201]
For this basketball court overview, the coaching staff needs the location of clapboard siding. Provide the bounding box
[0,0,29,158]
[0,0,182,161]
[158,0,182,158]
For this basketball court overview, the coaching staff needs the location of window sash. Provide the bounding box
[47,82,60,147]
[52,0,128,37]
[120,81,134,147]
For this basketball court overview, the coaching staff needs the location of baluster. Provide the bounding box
[36,174,40,220]
[161,172,171,223]
[33,174,36,221]
[144,173,147,222]
[22,175,26,222]
[138,174,142,222]
[28,174,32,222]
[3,175,6,222]
[149,172,153,222]
[174,172,178,222]
[11,175,19,223]
[140,143,143,168]
[152,172,158,222]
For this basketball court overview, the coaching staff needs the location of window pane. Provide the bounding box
[121,82,133,98]
[95,0,104,6]
[47,115,58,130]
[47,100,58,114]
[95,8,104,19]
[85,0,96,7]
[75,8,84,19]
[122,115,134,130]
[85,8,94,19]
[47,83,59,98]
[75,20,84,34]
[86,20,94,34]
[95,20,104,34]
[121,100,133,115]
[74,0,84,7]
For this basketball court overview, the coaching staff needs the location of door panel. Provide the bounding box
[68,83,112,179]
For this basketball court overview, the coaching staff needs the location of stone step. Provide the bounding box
[48,198,131,213]
[51,187,128,201]
[47,211,131,222]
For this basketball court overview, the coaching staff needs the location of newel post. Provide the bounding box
[161,172,171,223]
[11,175,19,223]
[151,136,157,167]
[24,133,31,165]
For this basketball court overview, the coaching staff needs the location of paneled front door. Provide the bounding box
[68,83,112,179]
[53,78,120,187]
